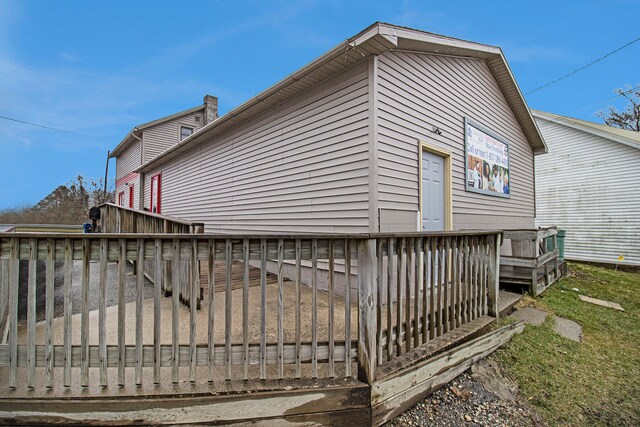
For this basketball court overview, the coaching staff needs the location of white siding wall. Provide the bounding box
[377,51,535,230]
[535,118,640,266]
[144,62,371,233]
[115,141,142,209]
[142,111,204,163]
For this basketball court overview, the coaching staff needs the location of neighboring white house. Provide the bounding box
[121,22,547,235]
[533,109,640,266]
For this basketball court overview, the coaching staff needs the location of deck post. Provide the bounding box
[487,233,502,318]
[357,238,377,384]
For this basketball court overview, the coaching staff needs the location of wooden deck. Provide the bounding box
[0,215,515,425]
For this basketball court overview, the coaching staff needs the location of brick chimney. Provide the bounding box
[203,95,218,126]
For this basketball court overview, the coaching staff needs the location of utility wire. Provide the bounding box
[0,114,91,138]
[526,35,640,95]
[568,86,639,116]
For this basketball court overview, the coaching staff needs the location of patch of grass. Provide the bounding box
[496,262,640,426]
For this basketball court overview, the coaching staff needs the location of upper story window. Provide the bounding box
[180,125,194,141]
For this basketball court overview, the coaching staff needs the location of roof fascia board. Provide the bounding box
[137,22,547,171]
[110,105,205,158]
[136,104,205,131]
[533,111,640,150]
[136,26,387,173]
[486,53,548,154]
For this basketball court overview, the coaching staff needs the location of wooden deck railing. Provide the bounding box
[97,203,195,234]
[501,227,561,295]
[0,231,501,391]
[97,203,203,308]
[358,233,501,382]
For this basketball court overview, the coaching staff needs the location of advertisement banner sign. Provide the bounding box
[465,118,511,198]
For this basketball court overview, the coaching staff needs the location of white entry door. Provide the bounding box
[422,150,446,231]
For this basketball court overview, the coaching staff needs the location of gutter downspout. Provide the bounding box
[130,129,144,209]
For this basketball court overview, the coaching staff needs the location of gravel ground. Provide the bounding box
[17,260,154,325]
[386,358,544,427]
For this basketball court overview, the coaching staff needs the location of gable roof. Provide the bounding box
[532,109,640,150]
[110,104,205,158]
[138,22,546,173]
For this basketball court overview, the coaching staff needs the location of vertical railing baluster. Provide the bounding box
[376,238,383,364]
[117,239,126,386]
[483,237,490,315]
[225,239,232,381]
[386,237,393,360]
[437,237,444,338]
[469,237,474,322]
[45,238,55,388]
[260,239,267,380]
[64,239,73,387]
[449,236,458,330]
[27,238,37,388]
[154,239,162,384]
[208,239,216,382]
[396,237,403,356]
[242,239,250,381]
[422,237,429,344]
[465,236,472,323]
[172,239,180,383]
[8,238,18,388]
[344,239,352,377]
[473,236,480,318]
[328,239,335,377]
[135,239,144,385]
[277,239,284,379]
[99,239,108,387]
[81,238,90,387]
[311,238,318,378]
[189,239,198,382]
[414,237,421,348]
[443,237,450,334]
[429,237,436,340]
[295,239,302,378]
[405,238,412,353]
[487,234,501,318]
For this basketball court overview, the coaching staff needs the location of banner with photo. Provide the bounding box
[465,118,511,198]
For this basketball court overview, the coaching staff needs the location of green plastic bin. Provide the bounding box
[547,229,567,261]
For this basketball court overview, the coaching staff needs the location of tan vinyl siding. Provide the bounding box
[115,141,142,209]
[115,140,141,179]
[534,117,640,266]
[377,51,535,231]
[142,111,204,163]
[144,62,370,233]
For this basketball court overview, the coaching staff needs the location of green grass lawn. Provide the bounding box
[496,262,640,426]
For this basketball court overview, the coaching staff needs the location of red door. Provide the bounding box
[129,185,134,208]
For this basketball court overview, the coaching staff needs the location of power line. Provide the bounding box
[569,86,640,116]
[0,114,91,138]
[526,35,640,95]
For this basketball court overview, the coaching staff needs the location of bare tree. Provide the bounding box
[596,87,640,131]
[0,175,114,225]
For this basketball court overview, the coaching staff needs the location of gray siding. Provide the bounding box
[115,140,141,180]
[376,51,535,231]
[142,111,204,163]
[144,62,371,233]
[115,140,142,209]
[534,117,640,266]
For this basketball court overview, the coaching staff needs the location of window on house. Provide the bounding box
[118,191,125,206]
[180,125,194,141]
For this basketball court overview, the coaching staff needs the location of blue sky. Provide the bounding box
[1,0,639,210]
